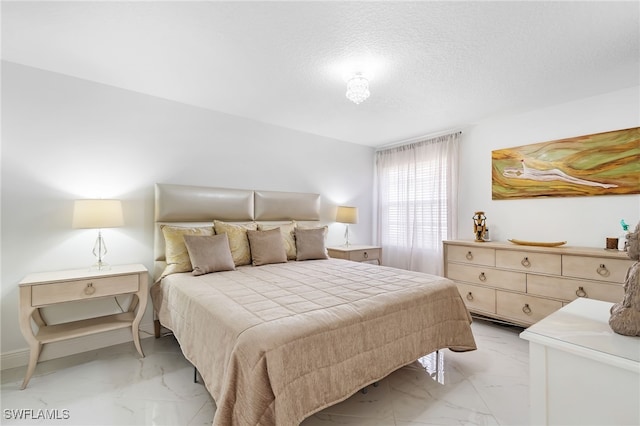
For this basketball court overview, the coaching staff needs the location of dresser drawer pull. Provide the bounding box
[363,251,369,259]
[575,286,587,298]
[84,282,96,295]
[466,292,474,301]
[466,251,473,260]
[596,264,610,277]
[522,304,532,315]
[521,257,531,267]
[478,272,487,282]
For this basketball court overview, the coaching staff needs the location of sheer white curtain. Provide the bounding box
[375,132,460,276]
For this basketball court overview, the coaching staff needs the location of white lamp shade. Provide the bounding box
[72,199,124,229]
[336,206,358,224]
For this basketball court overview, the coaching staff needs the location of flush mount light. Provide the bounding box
[345,72,370,105]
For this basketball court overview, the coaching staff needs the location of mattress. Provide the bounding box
[151,258,476,426]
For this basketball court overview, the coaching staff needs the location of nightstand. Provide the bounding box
[327,245,382,265]
[18,264,148,389]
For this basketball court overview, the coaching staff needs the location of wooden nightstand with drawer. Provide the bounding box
[18,264,148,389]
[327,245,382,265]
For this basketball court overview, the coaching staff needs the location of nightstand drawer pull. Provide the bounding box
[478,272,487,282]
[363,251,369,259]
[84,282,96,295]
[466,292,474,301]
[521,257,531,267]
[522,304,532,315]
[575,286,587,298]
[466,251,473,260]
[596,264,610,277]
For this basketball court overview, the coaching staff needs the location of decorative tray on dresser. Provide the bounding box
[443,240,633,326]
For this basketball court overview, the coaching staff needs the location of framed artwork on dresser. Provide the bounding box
[491,127,640,200]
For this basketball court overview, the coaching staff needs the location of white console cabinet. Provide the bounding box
[520,298,639,425]
[443,240,632,326]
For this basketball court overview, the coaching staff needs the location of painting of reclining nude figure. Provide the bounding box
[492,127,640,200]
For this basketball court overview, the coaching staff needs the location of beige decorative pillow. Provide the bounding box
[183,234,235,276]
[161,225,214,277]
[295,226,329,261]
[258,222,297,260]
[213,220,258,266]
[247,228,288,266]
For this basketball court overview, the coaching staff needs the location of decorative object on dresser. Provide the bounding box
[605,236,619,250]
[18,264,148,389]
[72,199,124,271]
[508,239,566,247]
[619,219,630,251]
[472,211,487,242]
[327,244,382,265]
[521,298,639,426]
[335,205,358,246]
[609,220,640,336]
[443,240,634,326]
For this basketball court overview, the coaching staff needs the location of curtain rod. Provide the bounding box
[376,129,463,151]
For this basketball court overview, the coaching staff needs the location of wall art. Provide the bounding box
[492,127,639,200]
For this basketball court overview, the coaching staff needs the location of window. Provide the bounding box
[375,133,459,274]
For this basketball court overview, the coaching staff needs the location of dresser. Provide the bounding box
[520,298,639,425]
[18,264,148,389]
[443,240,632,326]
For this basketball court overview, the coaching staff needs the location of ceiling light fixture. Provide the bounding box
[345,73,370,105]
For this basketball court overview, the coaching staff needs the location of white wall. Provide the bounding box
[458,86,640,247]
[1,62,375,366]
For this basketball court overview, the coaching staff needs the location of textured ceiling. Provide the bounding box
[2,1,639,147]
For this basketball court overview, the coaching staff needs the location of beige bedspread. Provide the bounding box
[151,258,476,426]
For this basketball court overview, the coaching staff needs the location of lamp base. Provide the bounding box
[90,230,110,271]
[343,224,351,247]
[90,261,111,271]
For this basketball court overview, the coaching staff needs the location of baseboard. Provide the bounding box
[1,320,156,371]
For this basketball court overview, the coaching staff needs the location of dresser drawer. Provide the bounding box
[496,250,561,275]
[527,274,624,303]
[496,291,562,325]
[447,263,526,292]
[446,245,495,266]
[562,255,632,283]
[31,274,139,306]
[456,282,496,314]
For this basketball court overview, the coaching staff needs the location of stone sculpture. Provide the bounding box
[609,221,640,336]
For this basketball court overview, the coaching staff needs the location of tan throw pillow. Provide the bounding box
[258,222,297,260]
[213,220,258,266]
[295,226,329,261]
[183,234,235,276]
[161,225,214,277]
[247,228,288,266]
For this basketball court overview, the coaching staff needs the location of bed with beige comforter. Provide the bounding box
[151,258,476,426]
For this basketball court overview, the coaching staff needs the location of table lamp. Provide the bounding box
[72,199,124,270]
[336,206,358,247]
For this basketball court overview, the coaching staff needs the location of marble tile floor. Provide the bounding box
[1,319,529,426]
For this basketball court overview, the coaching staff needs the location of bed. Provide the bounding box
[150,183,477,426]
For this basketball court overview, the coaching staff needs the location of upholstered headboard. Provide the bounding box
[153,183,322,279]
